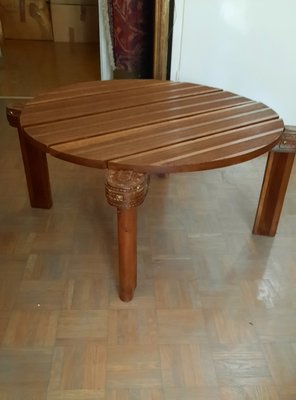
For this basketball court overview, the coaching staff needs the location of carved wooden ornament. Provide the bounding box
[105,169,149,208]
[6,103,25,127]
[272,126,296,153]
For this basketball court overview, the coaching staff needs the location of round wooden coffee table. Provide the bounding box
[7,80,284,301]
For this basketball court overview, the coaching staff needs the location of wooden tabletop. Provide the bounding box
[20,79,284,173]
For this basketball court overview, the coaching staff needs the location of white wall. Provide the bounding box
[171,0,296,124]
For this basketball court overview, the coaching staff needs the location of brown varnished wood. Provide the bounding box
[6,103,24,127]
[117,208,137,302]
[20,80,283,175]
[273,125,296,152]
[23,97,260,150]
[16,79,239,107]
[47,110,280,170]
[153,0,170,80]
[6,104,52,209]
[253,126,296,236]
[27,79,171,104]
[2,71,296,392]
[21,82,219,127]
[109,120,282,173]
[105,170,149,301]
[15,80,286,301]
[23,91,251,149]
[105,170,149,209]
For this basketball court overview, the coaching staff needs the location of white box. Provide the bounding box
[50,3,99,43]
[0,0,53,40]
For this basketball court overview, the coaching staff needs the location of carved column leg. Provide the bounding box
[253,151,295,236]
[105,170,149,301]
[6,104,52,209]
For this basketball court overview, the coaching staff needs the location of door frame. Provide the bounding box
[153,0,172,80]
[99,0,174,80]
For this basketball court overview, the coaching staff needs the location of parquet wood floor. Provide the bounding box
[1,40,296,400]
[0,40,99,97]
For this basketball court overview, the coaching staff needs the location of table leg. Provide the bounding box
[18,133,53,209]
[6,104,52,209]
[105,169,149,301]
[117,207,137,301]
[253,151,295,236]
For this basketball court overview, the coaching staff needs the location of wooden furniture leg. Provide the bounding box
[157,173,169,178]
[117,207,137,301]
[105,170,149,301]
[253,126,296,236]
[6,104,53,209]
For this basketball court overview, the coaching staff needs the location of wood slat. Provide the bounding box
[26,84,224,116]
[20,80,284,173]
[21,83,219,126]
[24,81,182,114]
[108,120,283,172]
[48,107,279,169]
[28,79,169,104]
[26,102,268,147]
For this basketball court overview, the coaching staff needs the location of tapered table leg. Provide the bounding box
[117,207,137,301]
[7,104,52,209]
[253,151,295,236]
[105,170,149,301]
[18,133,52,209]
